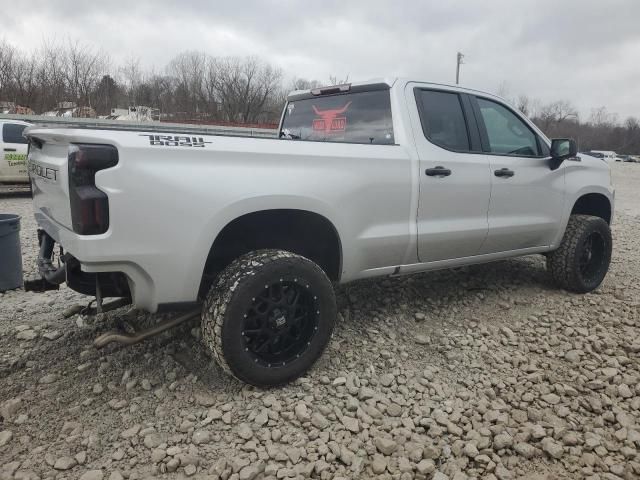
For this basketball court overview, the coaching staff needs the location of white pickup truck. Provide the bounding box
[26,78,614,386]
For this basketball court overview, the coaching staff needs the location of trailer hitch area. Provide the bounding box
[93,308,201,349]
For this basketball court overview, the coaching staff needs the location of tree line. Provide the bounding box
[0,39,638,152]
[512,95,640,155]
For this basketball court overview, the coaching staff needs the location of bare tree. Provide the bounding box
[515,94,531,116]
[62,40,109,108]
[119,56,144,105]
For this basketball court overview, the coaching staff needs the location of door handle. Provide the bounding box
[425,166,452,177]
[3,148,17,152]
[494,168,515,178]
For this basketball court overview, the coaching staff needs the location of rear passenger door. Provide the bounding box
[407,86,491,262]
[1,123,29,182]
[470,96,565,254]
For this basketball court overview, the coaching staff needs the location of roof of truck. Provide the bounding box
[287,77,507,104]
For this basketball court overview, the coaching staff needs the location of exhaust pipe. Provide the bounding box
[93,309,200,349]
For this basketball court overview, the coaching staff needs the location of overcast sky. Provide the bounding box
[2,0,639,120]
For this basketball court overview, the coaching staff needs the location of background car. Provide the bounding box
[0,119,30,183]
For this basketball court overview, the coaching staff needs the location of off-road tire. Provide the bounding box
[201,249,336,387]
[547,214,612,293]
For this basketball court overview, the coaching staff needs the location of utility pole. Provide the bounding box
[456,52,464,85]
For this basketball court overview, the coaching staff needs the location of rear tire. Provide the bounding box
[546,214,612,293]
[201,249,336,387]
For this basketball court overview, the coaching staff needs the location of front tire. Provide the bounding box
[201,249,336,387]
[547,214,612,293]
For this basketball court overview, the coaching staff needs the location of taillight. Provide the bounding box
[68,144,118,235]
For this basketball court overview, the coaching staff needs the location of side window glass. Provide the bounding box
[476,98,539,156]
[416,90,470,151]
[2,124,28,144]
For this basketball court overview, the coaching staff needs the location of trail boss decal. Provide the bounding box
[312,102,352,134]
[140,134,212,147]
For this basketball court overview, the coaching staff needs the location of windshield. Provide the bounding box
[280,89,394,145]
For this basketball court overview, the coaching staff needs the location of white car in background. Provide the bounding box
[0,119,30,183]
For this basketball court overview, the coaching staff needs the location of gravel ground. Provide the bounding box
[0,163,639,480]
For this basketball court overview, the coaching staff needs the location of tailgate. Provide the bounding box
[27,134,73,230]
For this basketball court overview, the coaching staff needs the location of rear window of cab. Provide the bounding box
[280,90,394,145]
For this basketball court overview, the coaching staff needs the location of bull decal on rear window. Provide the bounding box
[312,102,352,133]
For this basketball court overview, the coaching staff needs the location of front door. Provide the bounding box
[471,96,565,254]
[1,123,29,182]
[407,85,492,262]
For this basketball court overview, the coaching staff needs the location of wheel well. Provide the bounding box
[571,193,611,224]
[199,209,342,297]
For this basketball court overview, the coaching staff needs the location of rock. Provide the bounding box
[371,455,387,474]
[294,403,311,422]
[286,447,302,464]
[108,473,124,480]
[514,442,537,459]
[194,392,216,407]
[206,408,223,421]
[0,430,13,447]
[530,424,546,440]
[463,442,479,458]
[39,374,58,384]
[493,433,513,450]
[387,403,402,417]
[374,437,397,455]
[120,425,140,439]
[254,409,268,426]
[16,330,37,340]
[184,464,197,476]
[618,384,633,398]
[380,373,395,387]
[500,326,516,340]
[541,437,564,459]
[237,423,253,440]
[433,473,450,480]
[415,312,426,322]
[239,463,262,480]
[79,470,104,480]
[564,350,582,363]
[332,376,347,386]
[75,451,87,465]
[541,393,560,405]
[54,456,77,470]
[192,429,211,445]
[1,398,22,420]
[423,444,441,460]
[151,448,166,463]
[43,330,62,340]
[108,399,127,410]
[494,464,514,480]
[562,432,579,446]
[62,304,83,318]
[416,459,436,475]
[415,334,430,345]
[311,412,329,429]
[341,415,359,433]
[143,433,164,448]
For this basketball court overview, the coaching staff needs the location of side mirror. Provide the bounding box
[549,138,577,170]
